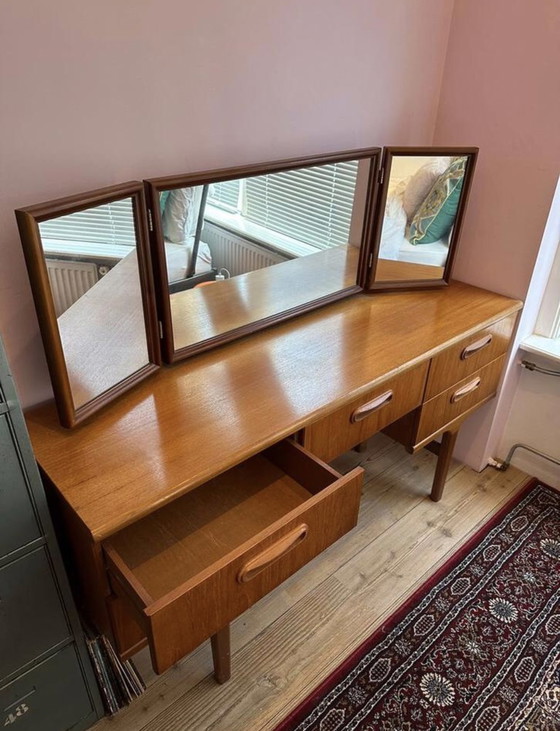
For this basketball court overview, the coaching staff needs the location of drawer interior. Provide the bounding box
[105,440,343,603]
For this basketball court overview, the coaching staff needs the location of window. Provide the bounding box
[207,161,359,253]
[534,235,560,340]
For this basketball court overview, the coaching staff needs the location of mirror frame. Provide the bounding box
[15,182,161,428]
[361,146,478,292]
[144,147,381,363]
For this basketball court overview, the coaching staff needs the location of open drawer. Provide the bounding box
[103,439,363,674]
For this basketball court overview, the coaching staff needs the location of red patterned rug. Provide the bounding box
[275,480,560,731]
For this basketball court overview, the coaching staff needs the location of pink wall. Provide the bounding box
[433,0,560,469]
[0,0,454,406]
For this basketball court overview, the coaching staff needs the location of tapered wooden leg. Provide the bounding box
[211,625,231,684]
[430,430,459,502]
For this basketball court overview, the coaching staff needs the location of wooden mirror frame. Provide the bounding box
[361,147,478,292]
[144,147,382,363]
[15,182,161,428]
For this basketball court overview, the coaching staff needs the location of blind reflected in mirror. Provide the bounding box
[16,183,159,427]
[38,198,149,409]
[148,153,379,360]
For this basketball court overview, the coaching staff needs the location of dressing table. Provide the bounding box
[24,280,521,683]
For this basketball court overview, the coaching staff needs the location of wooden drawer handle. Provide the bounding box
[237,524,309,583]
[451,377,481,403]
[461,334,493,360]
[350,390,393,423]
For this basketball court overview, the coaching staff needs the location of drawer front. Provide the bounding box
[416,355,506,445]
[0,415,41,557]
[1,644,94,731]
[106,448,362,674]
[0,548,70,680]
[425,314,516,400]
[302,362,428,462]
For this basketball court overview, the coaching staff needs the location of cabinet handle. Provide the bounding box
[451,377,481,403]
[350,390,393,423]
[461,334,493,360]
[237,524,308,583]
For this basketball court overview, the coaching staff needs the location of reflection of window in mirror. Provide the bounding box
[39,199,137,315]
[36,197,151,412]
[148,150,380,362]
[159,160,368,292]
[376,155,468,283]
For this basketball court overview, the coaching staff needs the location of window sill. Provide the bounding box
[520,334,560,365]
[42,239,131,260]
[204,206,318,259]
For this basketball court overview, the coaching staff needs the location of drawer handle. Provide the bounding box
[451,377,481,403]
[350,390,393,423]
[461,334,493,360]
[237,524,309,583]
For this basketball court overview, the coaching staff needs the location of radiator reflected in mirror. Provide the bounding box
[146,151,380,362]
[16,185,160,427]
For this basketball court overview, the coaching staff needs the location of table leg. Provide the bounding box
[430,430,459,502]
[211,625,231,684]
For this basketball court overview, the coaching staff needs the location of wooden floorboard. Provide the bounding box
[92,434,529,731]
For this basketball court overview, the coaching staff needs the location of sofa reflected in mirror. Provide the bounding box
[145,148,381,362]
[367,148,477,289]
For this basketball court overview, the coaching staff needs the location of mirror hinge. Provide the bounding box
[148,209,154,232]
[158,321,163,339]
[368,252,374,269]
[378,168,384,185]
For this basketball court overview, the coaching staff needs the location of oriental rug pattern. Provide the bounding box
[276,481,560,731]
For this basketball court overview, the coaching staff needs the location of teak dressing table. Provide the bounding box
[25,281,521,683]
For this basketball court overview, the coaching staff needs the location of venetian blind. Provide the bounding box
[208,179,241,212]
[244,161,359,250]
[39,199,136,247]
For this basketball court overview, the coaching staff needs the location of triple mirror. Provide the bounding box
[16,146,477,427]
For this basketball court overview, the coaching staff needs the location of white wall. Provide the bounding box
[0,0,454,406]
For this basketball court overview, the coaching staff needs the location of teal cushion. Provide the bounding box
[409,157,466,245]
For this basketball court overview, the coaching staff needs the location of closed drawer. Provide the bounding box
[425,314,516,400]
[0,547,71,681]
[416,355,506,445]
[301,362,428,462]
[0,414,41,557]
[104,439,363,674]
[1,644,94,731]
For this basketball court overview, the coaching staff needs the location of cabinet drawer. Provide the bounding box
[1,644,94,731]
[416,355,506,445]
[301,362,428,462]
[0,415,41,557]
[104,439,363,674]
[0,547,70,680]
[425,314,516,400]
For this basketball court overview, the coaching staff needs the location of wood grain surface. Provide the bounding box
[170,245,360,352]
[90,434,530,731]
[25,281,522,542]
[57,249,150,409]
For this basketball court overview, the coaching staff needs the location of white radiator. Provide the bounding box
[45,259,99,317]
[203,223,288,276]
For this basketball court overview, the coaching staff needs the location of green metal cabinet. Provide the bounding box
[0,337,102,730]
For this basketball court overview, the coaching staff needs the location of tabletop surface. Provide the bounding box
[25,281,522,542]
